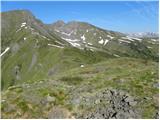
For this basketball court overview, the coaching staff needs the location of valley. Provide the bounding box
[1,10,159,119]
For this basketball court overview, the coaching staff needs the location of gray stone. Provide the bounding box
[125,96,134,103]
[129,101,137,106]
[79,88,140,119]
[47,94,55,102]
[95,99,101,104]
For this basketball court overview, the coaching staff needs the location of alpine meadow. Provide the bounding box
[1,1,159,119]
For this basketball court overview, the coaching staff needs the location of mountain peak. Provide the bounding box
[51,20,65,28]
[2,9,33,17]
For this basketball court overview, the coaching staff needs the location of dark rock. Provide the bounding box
[76,88,141,119]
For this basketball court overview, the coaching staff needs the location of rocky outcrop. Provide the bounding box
[70,88,141,119]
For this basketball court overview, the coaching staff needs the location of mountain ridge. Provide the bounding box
[1,9,159,119]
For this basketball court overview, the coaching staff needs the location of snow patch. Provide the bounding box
[55,41,64,46]
[56,29,73,36]
[69,42,81,47]
[61,37,80,42]
[21,25,26,28]
[55,29,60,32]
[119,39,131,43]
[121,37,134,41]
[85,45,98,51]
[61,31,73,36]
[90,49,94,52]
[107,35,114,39]
[48,44,64,48]
[0,47,10,57]
[104,39,109,45]
[151,39,157,42]
[22,22,26,25]
[86,29,89,32]
[98,39,104,44]
[24,37,27,41]
[1,99,6,102]
[21,22,26,27]
[88,43,93,45]
[126,36,142,41]
[81,35,85,41]
[80,64,84,68]
[113,54,120,57]
[16,28,21,33]
[42,36,47,39]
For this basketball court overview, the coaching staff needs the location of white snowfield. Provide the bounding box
[54,29,60,33]
[24,37,27,40]
[22,22,26,25]
[98,39,109,46]
[21,24,25,27]
[119,39,131,43]
[60,31,73,36]
[61,37,80,42]
[126,36,142,41]
[98,39,104,44]
[90,49,94,51]
[59,37,82,48]
[69,42,81,47]
[55,41,64,46]
[113,54,120,57]
[81,35,85,41]
[80,64,84,67]
[88,43,93,45]
[48,44,64,48]
[121,37,134,41]
[42,35,47,39]
[0,47,10,57]
[107,35,114,39]
[104,39,109,45]
[85,45,98,51]
[130,37,142,41]
[21,22,26,27]
[16,28,21,33]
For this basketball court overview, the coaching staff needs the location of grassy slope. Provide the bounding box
[1,57,158,118]
[2,43,113,90]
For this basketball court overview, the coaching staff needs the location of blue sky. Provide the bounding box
[1,1,159,33]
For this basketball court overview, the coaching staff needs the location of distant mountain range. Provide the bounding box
[126,32,159,38]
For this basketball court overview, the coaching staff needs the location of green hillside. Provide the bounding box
[1,10,159,119]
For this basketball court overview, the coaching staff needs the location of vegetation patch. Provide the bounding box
[60,76,83,85]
